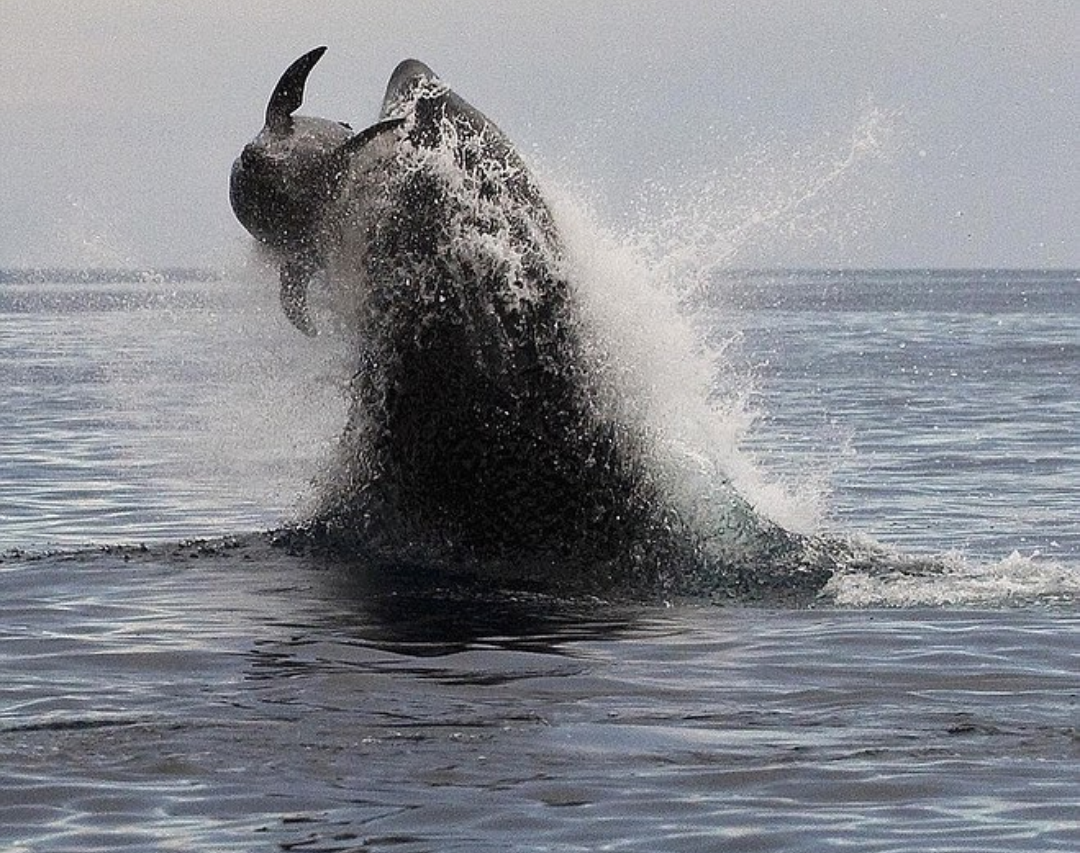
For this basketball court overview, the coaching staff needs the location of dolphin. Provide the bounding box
[229,47,401,335]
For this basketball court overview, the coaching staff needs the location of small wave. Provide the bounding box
[823,540,1080,607]
[1,716,146,735]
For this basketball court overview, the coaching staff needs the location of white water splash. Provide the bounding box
[56,193,141,269]
[825,543,1080,607]
[632,104,902,294]
[547,189,818,537]
[101,243,351,531]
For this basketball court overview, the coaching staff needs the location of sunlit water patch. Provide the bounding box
[0,270,346,547]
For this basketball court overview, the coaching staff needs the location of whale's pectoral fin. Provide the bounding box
[266,46,328,133]
[280,257,319,337]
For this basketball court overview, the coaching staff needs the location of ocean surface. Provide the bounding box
[1,267,1077,851]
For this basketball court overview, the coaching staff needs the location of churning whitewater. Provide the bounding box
[229,49,850,599]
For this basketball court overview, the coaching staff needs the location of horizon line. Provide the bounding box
[1,264,1077,281]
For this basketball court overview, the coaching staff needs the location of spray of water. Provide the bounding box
[162,98,904,594]
[533,105,1074,605]
[533,104,903,538]
[551,189,815,539]
[631,103,902,294]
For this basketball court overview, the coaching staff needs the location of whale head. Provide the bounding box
[230,47,402,336]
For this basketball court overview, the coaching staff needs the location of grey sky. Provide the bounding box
[1,1,1076,268]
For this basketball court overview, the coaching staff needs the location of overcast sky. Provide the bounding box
[1,1,1076,269]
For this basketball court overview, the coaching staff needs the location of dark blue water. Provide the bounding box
[1,268,1077,851]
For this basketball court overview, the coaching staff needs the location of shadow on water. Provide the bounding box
[3,533,648,653]
[324,569,642,656]
[294,559,649,659]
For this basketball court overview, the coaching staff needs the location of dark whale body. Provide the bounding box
[232,51,835,597]
[314,59,685,586]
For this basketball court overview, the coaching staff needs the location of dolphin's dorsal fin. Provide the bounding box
[266,46,328,133]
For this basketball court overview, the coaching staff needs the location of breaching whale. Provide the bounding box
[231,50,834,596]
[319,57,682,583]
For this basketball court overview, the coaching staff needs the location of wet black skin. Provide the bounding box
[305,58,685,581]
[230,54,702,583]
